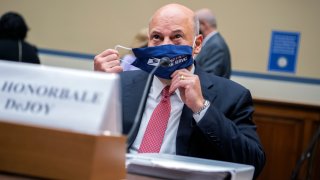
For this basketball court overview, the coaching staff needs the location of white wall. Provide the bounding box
[1,0,320,79]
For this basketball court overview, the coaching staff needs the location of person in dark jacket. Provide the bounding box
[0,12,40,64]
[195,9,231,79]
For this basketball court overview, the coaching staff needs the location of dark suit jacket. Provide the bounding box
[0,38,40,64]
[120,66,265,178]
[195,32,231,78]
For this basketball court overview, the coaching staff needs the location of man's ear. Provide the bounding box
[194,35,203,54]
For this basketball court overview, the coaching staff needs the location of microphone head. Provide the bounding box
[159,57,170,67]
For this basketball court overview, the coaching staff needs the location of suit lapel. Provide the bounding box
[121,71,149,134]
[176,66,217,155]
[196,66,217,103]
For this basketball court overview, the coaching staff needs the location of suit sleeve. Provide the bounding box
[197,89,265,178]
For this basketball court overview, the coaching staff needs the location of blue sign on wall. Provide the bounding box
[268,31,300,73]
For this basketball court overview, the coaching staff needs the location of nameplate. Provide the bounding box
[0,60,121,135]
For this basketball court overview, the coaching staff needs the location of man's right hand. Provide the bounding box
[94,49,123,73]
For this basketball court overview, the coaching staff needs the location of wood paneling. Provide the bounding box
[0,121,126,179]
[253,99,320,180]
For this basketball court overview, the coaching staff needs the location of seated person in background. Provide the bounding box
[121,28,148,71]
[195,8,231,79]
[94,3,265,178]
[0,12,40,64]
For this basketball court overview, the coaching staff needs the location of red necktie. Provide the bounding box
[138,86,171,153]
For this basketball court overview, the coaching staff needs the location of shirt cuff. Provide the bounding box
[193,104,210,123]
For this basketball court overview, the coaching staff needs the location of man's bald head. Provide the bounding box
[196,8,217,29]
[149,4,199,37]
[147,3,202,56]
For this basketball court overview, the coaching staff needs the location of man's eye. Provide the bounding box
[174,34,182,39]
[152,35,160,39]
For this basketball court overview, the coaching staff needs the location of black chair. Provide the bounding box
[291,125,320,180]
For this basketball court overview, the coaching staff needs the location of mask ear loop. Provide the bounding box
[192,37,197,49]
[192,36,200,59]
[114,45,134,65]
[115,45,132,51]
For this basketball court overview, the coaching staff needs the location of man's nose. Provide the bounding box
[162,38,174,45]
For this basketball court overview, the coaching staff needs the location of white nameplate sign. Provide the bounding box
[0,60,121,135]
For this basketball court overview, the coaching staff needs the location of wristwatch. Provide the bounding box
[194,100,210,115]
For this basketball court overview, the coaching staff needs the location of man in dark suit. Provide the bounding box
[94,3,265,178]
[195,9,231,78]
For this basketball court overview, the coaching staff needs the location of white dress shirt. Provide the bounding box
[129,65,209,154]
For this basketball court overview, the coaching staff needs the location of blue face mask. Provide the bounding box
[129,44,194,79]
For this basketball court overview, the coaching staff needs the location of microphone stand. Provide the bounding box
[291,125,320,180]
[127,58,170,149]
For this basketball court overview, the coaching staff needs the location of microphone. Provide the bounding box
[127,57,170,148]
[159,57,170,67]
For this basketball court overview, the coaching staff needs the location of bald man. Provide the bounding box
[195,8,231,79]
[94,3,265,178]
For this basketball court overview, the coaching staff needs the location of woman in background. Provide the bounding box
[0,12,40,64]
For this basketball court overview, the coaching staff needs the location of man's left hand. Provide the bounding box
[170,69,205,113]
